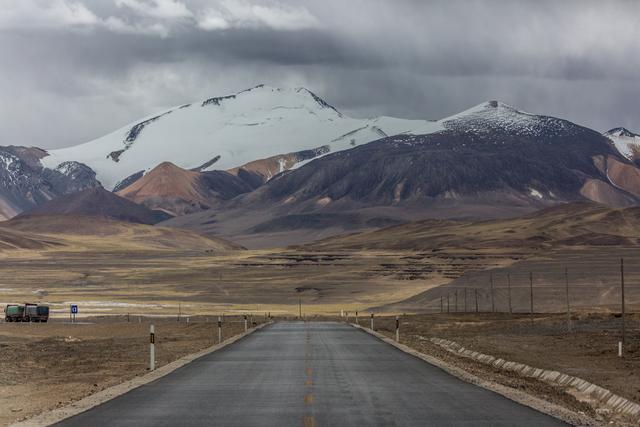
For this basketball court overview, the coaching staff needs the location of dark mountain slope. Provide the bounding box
[20,187,171,225]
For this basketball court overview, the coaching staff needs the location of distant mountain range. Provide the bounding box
[1,86,640,248]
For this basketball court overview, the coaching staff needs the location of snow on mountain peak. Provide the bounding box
[41,85,442,190]
[440,99,575,138]
[603,127,640,160]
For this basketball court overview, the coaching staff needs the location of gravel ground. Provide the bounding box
[0,316,264,426]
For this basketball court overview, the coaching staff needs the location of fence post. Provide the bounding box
[507,273,512,315]
[565,267,571,333]
[218,316,222,344]
[149,324,155,371]
[395,316,400,342]
[490,273,495,313]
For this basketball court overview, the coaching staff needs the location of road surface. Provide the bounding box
[57,322,566,426]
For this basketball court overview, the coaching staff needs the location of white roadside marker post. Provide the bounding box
[370,313,374,330]
[355,311,358,325]
[218,316,222,344]
[244,315,248,332]
[149,324,155,371]
[395,316,400,342]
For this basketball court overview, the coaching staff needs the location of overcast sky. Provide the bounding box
[1,0,639,149]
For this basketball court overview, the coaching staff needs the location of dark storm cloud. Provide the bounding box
[0,0,639,148]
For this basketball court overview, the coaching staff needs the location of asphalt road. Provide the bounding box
[57,322,567,426]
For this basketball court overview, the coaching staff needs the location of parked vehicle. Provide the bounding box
[4,303,49,322]
[4,304,24,322]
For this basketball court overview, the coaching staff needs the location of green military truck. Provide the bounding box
[4,303,49,322]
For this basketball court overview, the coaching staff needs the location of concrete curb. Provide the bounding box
[11,322,272,427]
[350,323,602,427]
[427,337,640,422]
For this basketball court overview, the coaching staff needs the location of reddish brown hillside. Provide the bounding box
[117,162,257,216]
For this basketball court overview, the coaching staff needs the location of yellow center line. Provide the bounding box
[304,394,314,405]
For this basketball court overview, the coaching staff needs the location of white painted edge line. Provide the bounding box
[350,323,603,427]
[427,337,640,422]
[11,322,272,427]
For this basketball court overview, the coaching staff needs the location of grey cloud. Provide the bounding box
[0,0,639,149]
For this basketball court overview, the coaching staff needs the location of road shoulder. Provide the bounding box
[351,323,602,427]
[10,322,271,427]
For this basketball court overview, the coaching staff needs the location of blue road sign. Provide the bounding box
[71,304,78,314]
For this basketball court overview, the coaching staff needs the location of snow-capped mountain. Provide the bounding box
[163,100,640,247]
[604,127,640,164]
[0,146,101,220]
[42,85,443,190]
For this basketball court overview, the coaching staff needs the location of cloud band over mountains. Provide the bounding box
[1,0,639,148]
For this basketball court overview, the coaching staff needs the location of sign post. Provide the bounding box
[70,304,78,323]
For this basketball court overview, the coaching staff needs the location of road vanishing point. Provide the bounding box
[56,322,567,426]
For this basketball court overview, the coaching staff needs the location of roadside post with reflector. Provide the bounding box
[149,324,155,371]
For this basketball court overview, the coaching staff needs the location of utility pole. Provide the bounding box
[455,290,458,313]
[621,258,626,351]
[565,267,571,333]
[490,273,495,313]
[507,273,512,315]
[464,288,467,313]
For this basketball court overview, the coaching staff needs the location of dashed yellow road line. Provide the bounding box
[304,394,315,405]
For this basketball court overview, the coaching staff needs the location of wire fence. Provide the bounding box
[422,257,639,314]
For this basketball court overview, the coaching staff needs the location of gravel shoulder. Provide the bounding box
[0,316,262,426]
